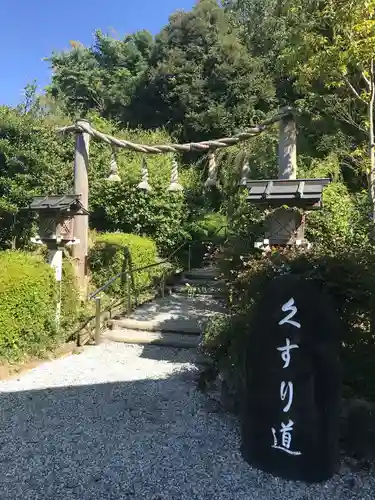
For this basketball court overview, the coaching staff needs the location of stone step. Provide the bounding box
[179,278,225,287]
[170,285,225,298]
[108,293,225,335]
[176,278,226,297]
[109,317,202,335]
[104,268,226,349]
[183,267,220,281]
[103,329,200,348]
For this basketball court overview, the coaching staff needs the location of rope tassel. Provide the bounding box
[138,158,152,191]
[205,151,218,188]
[107,148,121,182]
[168,157,183,192]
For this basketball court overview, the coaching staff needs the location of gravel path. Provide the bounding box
[0,342,374,500]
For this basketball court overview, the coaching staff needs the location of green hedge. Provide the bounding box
[89,232,160,296]
[0,252,51,359]
[0,251,81,361]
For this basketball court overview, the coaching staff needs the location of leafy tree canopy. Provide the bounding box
[130,0,275,141]
[46,30,154,120]
[46,0,275,143]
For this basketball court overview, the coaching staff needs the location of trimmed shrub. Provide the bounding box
[0,251,57,360]
[89,232,160,296]
[0,251,81,360]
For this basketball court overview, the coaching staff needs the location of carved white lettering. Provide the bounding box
[279,298,301,329]
[277,338,299,368]
[271,419,301,456]
[280,381,293,413]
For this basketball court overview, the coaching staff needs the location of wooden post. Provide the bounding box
[278,109,297,180]
[73,119,90,298]
[47,246,63,328]
[126,273,132,315]
[95,296,102,345]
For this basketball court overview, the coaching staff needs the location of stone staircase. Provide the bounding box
[102,265,226,348]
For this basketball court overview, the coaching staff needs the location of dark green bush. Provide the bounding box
[88,232,160,296]
[90,182,189,257]
[179,212,228,268]
[202,173,375,404]
[86,115,191,255]
[203,242,375,403]
[186,212,227,241]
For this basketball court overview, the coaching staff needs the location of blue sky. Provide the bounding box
[0,0,196,106]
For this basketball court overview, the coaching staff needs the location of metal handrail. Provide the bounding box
[89,224,228,300]
[90,223,228,345]
[89,242,187,300]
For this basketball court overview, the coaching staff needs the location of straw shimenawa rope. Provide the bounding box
[57,107,294,155]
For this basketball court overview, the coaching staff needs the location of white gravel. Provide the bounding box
[0,342,374,500]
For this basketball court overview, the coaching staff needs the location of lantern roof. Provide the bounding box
[244,178,331,209]
[26,194,88,215]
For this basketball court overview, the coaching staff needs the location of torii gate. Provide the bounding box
[57,107,330,296]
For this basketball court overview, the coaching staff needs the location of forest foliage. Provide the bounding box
[1,0,373,273]
[41,0,374,212]
[1,0,375,374]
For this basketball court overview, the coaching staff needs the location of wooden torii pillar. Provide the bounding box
[72,119,90,298]
[278,107,297,180]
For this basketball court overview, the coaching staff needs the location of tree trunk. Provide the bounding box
[369,60,375,233]
[368,61,375,339]
[369,108,375,226]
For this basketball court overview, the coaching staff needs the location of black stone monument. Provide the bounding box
[241,274,342,482]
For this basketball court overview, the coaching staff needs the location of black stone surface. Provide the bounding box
[241,274,342,483]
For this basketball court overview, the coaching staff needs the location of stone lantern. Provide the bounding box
[25,194,89,324]
[28,194,87,248]
[245,178,331,248]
